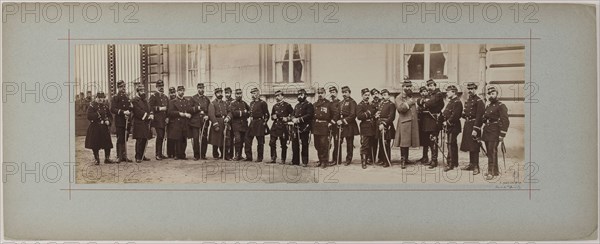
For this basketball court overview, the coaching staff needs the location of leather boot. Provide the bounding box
[361,155,367,169]
[473,166,480,175]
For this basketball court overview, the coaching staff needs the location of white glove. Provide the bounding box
[160,106,167,111]
[123,110,131,116]
[336,120,343,125]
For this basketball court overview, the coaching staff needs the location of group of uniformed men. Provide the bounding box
[85,78,510,180]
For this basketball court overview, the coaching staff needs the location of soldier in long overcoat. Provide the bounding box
[208,87,229,159]
[167,86,192,159]
[85,91,115,165]
[460,82,486,175]
[393,80,420,168]
[131,84,154,163]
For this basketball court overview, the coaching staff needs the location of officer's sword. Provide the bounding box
[501,140,507,171]
[222,122,228,161]
[337,125,342,165]
[199,118,208,157]
[380,128,392,167]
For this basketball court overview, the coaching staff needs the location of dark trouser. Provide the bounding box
[191,127,208,159]
[332,130,340,163]
[115,126,128,160]
[213,145,222,158]
[175,138,187,159]
[226,128,234,159]
[167,139,175,157]
[270,135,288,161]
[400,147,410,160]
[314,135,330,163]
[469,150,480,168]
[292,131,310,165]
[92,149,110,161]
[377,136,392,164]
[155,127,165,156]
[135,138,148,160]
[446,131,459,168]
[244,135,265,160]
[371,135,378,162]
[421,131,438,162]
[485,140,499,176]
[233,130,246,159]
[341,136,354,162]
[360,135,374,159]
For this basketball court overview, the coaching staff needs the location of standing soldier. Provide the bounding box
[376,89,396,167]
[85,91,115,165]
[312,88,333,168]
[149,80,169,160]
[440,85,463,172]
[291,89,314,167]
[224,87,235,160]
[482,86,509,180]
[336,86,359,166]
[228,88,251,161]
[189,83,211,160]
[166,87,177,158]
[393,80,420,169]
[168,86,192,160]
[460,82,486,175]
[328,86,341,165]
[417,86,430,163]
[245,88,269,162]
[369,88,381,164]
[208,88,229,159]
[356,88,376,169]
[110,80,133,163]
[269,90,294,164]
[131,84,154,163]
[418,79,445,168]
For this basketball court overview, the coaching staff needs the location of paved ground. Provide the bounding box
[76,135,525,185]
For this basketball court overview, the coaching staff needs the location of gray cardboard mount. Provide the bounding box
[2,2,598,241]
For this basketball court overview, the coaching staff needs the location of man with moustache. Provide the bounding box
[189,83,211,160]
[208,87,230,159]
[356,88,377,169]
[337,86,359,166]
[376,89,396,167]
[482,86,510,180]
[269,90,294,164]
[245,88,270,162]
[369,88,381,165]
[312,87,333,168]
[148,80,169,160]
[110,80,133,163]
[460,82,486,175]
[393,80,420,169]
[418,79,445,169]
[291,89,314,167]
[228,88,251,161]
[166,87,177,158]
[328,86,342,165]
[168,86,192,160]
[131,84,154,163]
[223,87,235,160]
[440,85,463,172]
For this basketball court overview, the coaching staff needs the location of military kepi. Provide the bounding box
[467,82,478,89]
[381,89,389,95]
[297,88,307,95]
[251,87,259,93]
[402,80,413,87]
[487,86,497,94]
[341,86,351,93]
[426,79,436,86]
[274,90,283,96]
[446,85,458,92]
[169,87,176,93]
[197,83,204,88]
[328,86,338,92]
[96,91,106,98]
[419,86,427,92]
[224,87,232,93]
[156,80,164,87]
[214,87,223,93]
[361,88,370,95]
[370,88,380,95]
[177,85,185,91]
[317,87,326,93]
[235,88,243,94]
[117,80,125,87]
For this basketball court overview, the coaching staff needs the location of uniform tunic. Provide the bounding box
[85,101,113,150]
[339,97,360,137]
[208,98,229,146]
[148,91,169,129]
[460,94,485,152]
[482,100,509,142]
[131,96,153,139]
[377,99,397,140]
[357,99,377,156]
[247,99,270,137]
[167,96,191,140]
[270,101,294,138]
[312,98,333,162]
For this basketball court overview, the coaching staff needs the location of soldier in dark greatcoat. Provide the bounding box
[312,88,333,168]
[208,87,230,159]
[328,86,342,165]
[482,86,510,180]
[148,80,169,160]
[166,87,176,158]
[168,86,192,159]
[417,79,445,169]
[291,89,314,167]
[369,88,381,164]
[244,88,270,162]
[393,80,420,169]
[110,80,133,163]
[223,87,235,160]
[228,89,251,160]
[189,83,211,160]
[131,84,154,163]
[460,82,486,175]
[376,89,396,167]
[356,88,376,169]
[336,86,359,166]
[85,91,115,165]
[269,90,294,164]
[440,85,463,172]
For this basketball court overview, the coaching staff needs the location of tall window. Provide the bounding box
[404,44,449,81]
[186,44,209,88]
[274,44,307,83]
